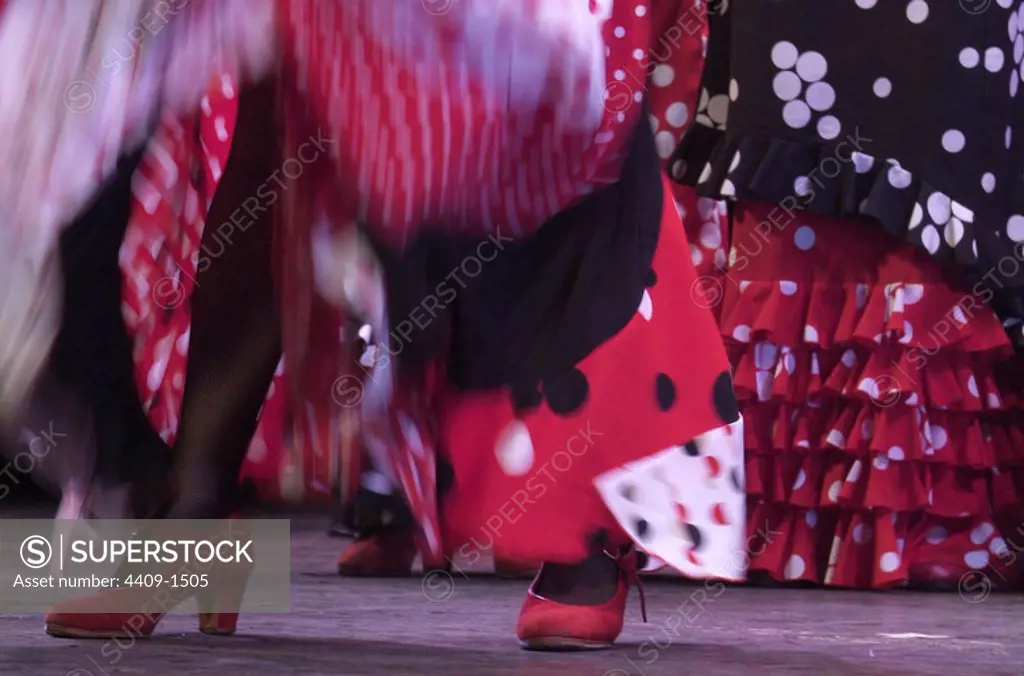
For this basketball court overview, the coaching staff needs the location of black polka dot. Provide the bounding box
[682,441,700,456]
[644,268,657,287]
[542,368,590,416]
[712,371,740,424]
[619,484,636,501]
[655,374,676,411]
[683,523,703,551]
[633,518,651,542]
[730,466,743,493]
[510,382,543,413]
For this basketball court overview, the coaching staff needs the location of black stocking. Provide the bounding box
[161,80,282,519]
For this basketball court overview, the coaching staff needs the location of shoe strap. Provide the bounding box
[603,544,647,623]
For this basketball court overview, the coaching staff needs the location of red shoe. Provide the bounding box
[516,546,646,651]
[337,529,418,577]
[46,518,252,639]
[45,560,252,639]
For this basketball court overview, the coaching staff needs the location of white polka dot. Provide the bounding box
[827,480,842,502]
[213,116,229,141]
[805,82,835,111]
[879,551,901,572]
[986,47,1006,72]
[804,324,819,343]
[964,550,990,569]
[690,244,703,267]
[945,218,965,247]
[872,77,892,98]
[783,100,812,129]
[638,289,653,321]
[654,130,677,158]
[967,374,980,398]
[982,173,997,193]
[856,0,877,6]
[778,281,799,297]
[613,69,626,81]
[927,424,948,449]
[706,95,730,125]
[805,509,818,528]
[970,522,995,544]
[852,152,875,173]
[220,74,235,98]
[921,225,941,254]
[634,4,646,16]
[873,455,890,470]
[888,446,905,460]
[773,71,803,101]
[927,192,952,223]
[771,41,799,70]
[632,48,645,60]
[495,422,534,475]
[1007,215,1024,241]
[991,537,1008,555]
[651,65,675,87]
[853,523,872,543]
[826,429,846,447]
[925,525,948,545]
[887,166,912,189]
[700,222,722,249]
[729,79,739,101]
[795,52,828,82]
[247,436,267,462]
[1007,126,1013,149]
[665,102,689,127]
[784,554,806,579]
[732,324,751,342]
[847,460,863,483]
[903,283,924,304]
[793,468,807,490]
[794,225,816,250]
[613,26,625,38]
[941,130,966,153]
[960,47,980,68]
[906,0,929,23]
[817,115,841,140]
[908,202,923,229]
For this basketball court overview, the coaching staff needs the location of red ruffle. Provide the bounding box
[722,207,1024,589]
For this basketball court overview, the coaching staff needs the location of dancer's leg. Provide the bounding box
[161,79,281,520]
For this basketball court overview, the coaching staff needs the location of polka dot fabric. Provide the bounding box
[440,177,744,576]
[641,0,731,316]
[276,0,625,244]
[119,74,289,492]
[672,0,1024,333]
[718,201,1024,589]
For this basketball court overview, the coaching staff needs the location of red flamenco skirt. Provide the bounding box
[434,175,745,577]
[722,201,1024,589]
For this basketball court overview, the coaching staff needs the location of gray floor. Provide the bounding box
[1,516,1022,675]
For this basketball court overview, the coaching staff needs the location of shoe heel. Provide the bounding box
[196,567,250,636]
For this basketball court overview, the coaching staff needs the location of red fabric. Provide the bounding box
[722,201,1024,589]
[439,176,734,564]
[120,74,289,490]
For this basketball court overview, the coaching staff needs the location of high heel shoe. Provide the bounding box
[45,519,253,639]
[516,545,646,651]
[337,528,418,577]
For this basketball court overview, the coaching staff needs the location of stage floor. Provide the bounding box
[0,515,1021,675]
